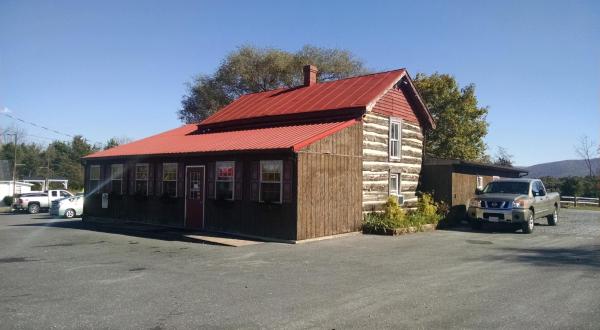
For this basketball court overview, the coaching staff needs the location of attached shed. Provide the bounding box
[419,158,528,220]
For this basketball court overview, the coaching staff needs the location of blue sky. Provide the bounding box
[1,0,598,166]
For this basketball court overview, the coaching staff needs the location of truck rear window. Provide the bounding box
[483,182,529,195]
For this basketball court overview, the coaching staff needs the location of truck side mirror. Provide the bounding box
[475,188,483,195]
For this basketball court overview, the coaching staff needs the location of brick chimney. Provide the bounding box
[303,65,318,86]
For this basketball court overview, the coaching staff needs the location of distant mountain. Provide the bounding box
[524,158,600,178]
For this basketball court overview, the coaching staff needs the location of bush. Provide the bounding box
[362,193,443,233]
[3,195,14,206]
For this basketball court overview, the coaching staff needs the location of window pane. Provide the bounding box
[261,161,281,182]
[216,162,234,181]
[163,181,177,197]
[111,164,123,179]
[390,175,399,194]
[135,180,148,195]
[111,180,122,194]
[390,141,399,157]
[90,166,100,180]
[163,163,177,181]
[136,164,148,180]
[216,181,233,200]
[261,182,281,203]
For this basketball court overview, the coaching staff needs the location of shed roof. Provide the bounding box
[84,119,358,159]
[423,157,529,177]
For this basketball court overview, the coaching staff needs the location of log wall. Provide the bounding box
[362,112,424,211]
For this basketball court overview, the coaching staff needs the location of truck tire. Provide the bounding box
[28,203,40,214]
[547,207,558,226]
[64,209,76,219]
[522,212,535,234]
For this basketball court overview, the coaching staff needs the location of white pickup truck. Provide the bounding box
[14,190,74,214]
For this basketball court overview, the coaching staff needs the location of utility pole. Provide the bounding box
[9,133,17,198]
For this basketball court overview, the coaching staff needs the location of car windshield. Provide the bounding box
[483,181,530,195]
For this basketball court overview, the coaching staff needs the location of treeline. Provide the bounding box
[0,136,100,191]
[540,176,599,198]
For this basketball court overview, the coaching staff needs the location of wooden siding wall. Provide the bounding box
[362,111,424,211]
[451,173,493,207]
[371,88,419,123]
[296,123,363,240]
[83,152,298,241]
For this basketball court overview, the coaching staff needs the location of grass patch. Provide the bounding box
[363,193,444,234]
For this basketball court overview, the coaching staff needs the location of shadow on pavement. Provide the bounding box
[10,219,229,246]
[481,245,600,269]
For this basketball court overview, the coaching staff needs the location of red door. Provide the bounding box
[185,166,205,229]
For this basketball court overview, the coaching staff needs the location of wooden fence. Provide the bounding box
[560,196,600,207]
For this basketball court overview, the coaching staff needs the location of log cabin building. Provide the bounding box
[82,65,435,242]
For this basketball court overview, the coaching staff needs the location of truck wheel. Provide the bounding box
[547,207,558,226]
[522,212,535,234]
[28,203,40,214]
[64,209,76,219]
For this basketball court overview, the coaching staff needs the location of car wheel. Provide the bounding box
[28,203,40,214]
[547,207,558,226]
[64,209,76,219]
[522,212,535,234]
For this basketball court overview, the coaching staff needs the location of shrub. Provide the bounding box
[363,193,443,233]
[3,195,14,206]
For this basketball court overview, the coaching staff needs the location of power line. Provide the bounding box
[1,112,74,138]
[1,111,104,145]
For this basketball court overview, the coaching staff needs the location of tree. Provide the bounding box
[493,146,513,167]
[413,73,488,161]
[574,135,597,177]
[178,45,368,123]
[104,136,131,150]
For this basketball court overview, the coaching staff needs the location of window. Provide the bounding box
[260,160,282,203]
[60,191,70,197]
[215,161,235,200]
[135,164,149,195]
[89,165,100,193]
[389,173,400,196]
[111,164,124,194]
[389,119,401,159]
[162,163,177,197]
[51,191,58,197]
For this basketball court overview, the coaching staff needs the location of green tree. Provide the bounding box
[178,45,368,123]
[413,73,488,161]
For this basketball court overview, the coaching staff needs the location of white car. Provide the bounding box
[50,193,84,218]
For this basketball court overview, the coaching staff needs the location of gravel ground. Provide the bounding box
[0,209,598,329]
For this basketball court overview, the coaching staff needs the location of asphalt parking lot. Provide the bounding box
[1,209,599,329]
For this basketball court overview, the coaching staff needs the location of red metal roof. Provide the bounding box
[84,120,359,159]
[200,69,407,127]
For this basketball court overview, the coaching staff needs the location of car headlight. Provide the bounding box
[469,198,481,207]
[512,198,528,208]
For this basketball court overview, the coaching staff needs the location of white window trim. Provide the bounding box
[389,118,402,160]
[162,162,178,197]
[215,161,235,201]
[389,173,400,196]
[135,163,149,196]
[111,164,124,194]
[259,160,283,204]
